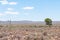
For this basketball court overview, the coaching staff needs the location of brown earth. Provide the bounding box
[0,25,60,40]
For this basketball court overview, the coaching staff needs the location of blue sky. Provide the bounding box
[0,0,60,21]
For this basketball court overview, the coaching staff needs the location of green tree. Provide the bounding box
[45,18,52,27]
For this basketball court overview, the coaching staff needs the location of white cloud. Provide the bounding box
[0,0,8,4]
[2,1,8,4]
[24,13,29,15]
[23,7,34,10]
[5,11,19,15]
[0,1,2,3]
[3,0,7,1]
[0,0,17,5]
[9,2,17,5]
[7,8,13,11]
[0,13,4,16]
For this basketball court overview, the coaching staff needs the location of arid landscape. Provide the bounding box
[0,0,60,40]
[0,21,60,40]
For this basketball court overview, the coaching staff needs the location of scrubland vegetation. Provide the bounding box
[0,24,60,40]
[0,18,59,40]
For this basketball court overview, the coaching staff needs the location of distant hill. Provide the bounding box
[0,21,60,25]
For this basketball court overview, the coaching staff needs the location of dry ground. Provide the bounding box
[0,24,60,40]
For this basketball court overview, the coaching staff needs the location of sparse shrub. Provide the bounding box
[45,18,52,27]
[39,26,44,27]
[29,25,37,28]
[29,25,33,27]
[0,25,3,27]
[26,29,28,31]
[26,36,30,40]
[43,32,47,36]
[0,35,3,38]
[41,37,43,40]
[21,26,24,28]
[34,38,37,40]
[33,25,37,28]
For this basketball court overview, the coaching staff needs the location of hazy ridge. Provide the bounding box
[0,21,60,25]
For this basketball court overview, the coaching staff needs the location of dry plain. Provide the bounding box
[0,22,60,40]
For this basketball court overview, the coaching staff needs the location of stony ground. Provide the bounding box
[0,26,60,40]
